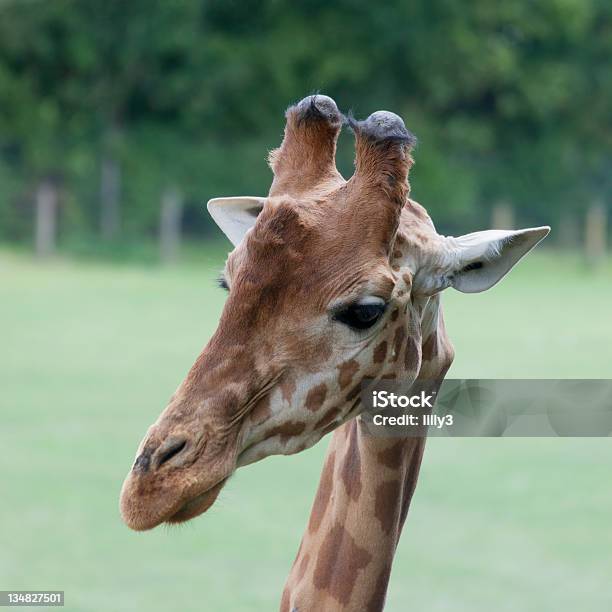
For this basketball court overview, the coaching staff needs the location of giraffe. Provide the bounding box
[119,95,549,609]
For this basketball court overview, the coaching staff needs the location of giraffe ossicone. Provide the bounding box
[119,91,548,610]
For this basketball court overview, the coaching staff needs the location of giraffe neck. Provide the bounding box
[281,296,454,612]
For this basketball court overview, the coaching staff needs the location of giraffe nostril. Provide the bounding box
[133,449,152,473]
[155,438,188,468]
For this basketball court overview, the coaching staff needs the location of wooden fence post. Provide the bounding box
[35,180,58,258]
[159,187,183,264]
[585,201,607,266]
[100,154,122,240]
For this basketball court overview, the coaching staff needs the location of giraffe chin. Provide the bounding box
[165,478,227,525]
[120,476,229,531]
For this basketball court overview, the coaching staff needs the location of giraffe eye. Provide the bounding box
[334,298,387,331]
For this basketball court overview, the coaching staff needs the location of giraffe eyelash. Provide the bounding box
[217,273,229,291]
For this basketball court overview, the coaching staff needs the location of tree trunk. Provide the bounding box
[491,201,514,230]
[35,180,58,258]
[585,201,607,266]
[159,187,183,264]
[100,153,121,240]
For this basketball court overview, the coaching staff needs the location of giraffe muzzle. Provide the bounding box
[120,425,237,530]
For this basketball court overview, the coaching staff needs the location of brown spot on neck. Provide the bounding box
[377,441,409,470]
[373,340,388,364]
[399,441,426,527]
[374,479,402,537]
[337,359,360,390]
[267,420,306,444]
[404,336,420,371]
[340,420,362,502]
[312,523,372,605]
[308,450,336,533]
[305,383,327,412]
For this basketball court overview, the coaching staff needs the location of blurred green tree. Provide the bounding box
[0,0,609,252]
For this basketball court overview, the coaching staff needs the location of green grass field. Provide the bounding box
[1,247,611,611]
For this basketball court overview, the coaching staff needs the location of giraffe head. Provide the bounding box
[120,95,549,530]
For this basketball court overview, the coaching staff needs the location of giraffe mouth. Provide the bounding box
[165,477,228,524]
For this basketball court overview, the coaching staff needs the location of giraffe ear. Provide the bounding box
[446,226,550,293]
[207,197,266,246]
